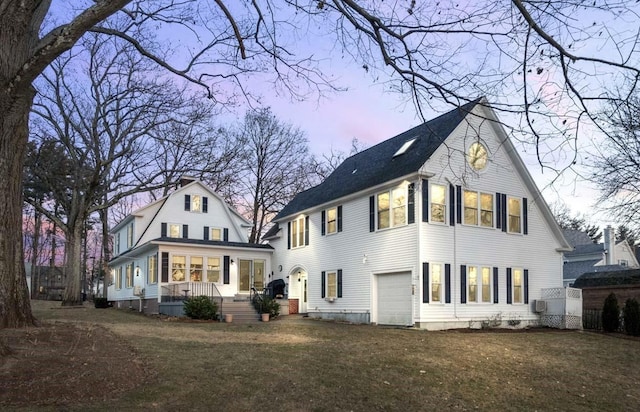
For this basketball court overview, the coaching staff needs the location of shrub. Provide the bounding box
[623,298,640,336]
[252,295,280,319]
[94,297,109,309]
[602,293,620,332]
[183,296,218,320]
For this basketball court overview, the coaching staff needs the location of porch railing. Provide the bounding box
[161,282,223,302]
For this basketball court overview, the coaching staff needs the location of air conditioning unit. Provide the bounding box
[534,300,546,313]
[133,286,144,296]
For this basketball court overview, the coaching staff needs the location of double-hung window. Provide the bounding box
[512,268,523,303]
[431,263,443,303]
[169,224,181,238]
[126,264,134,288]
[327,207,337,234]
[377,187,407,229]
[114,233,120,255]
[191,195,202,212]
[126,222,134,248]
[172,255,186,282]
[464,190,494,227]
[190,256,203,282]
[326,271,338,299]
[430,184,446,223]
[468,266,492,303]
[207,257,221,282]
[291,216,306,248]
[210,228,222,241]
[115,267,122,289]
[508,197,521,233]
[148,254,157,284]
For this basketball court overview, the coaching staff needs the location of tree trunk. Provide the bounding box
[99,207,109,298]
[62,222,84,306]
[30,209,42,299]
[0,91,37,327]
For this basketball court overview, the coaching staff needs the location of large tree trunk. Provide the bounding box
[0,91,37,327]
[62,222,84,306]
[30,208,42,299]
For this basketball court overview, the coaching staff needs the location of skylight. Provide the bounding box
[393,138,417,157]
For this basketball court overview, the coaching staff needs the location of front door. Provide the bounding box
[299,274,308,313]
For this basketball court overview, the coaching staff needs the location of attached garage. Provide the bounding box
[376,272,413,326]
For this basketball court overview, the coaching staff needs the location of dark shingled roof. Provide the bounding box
[262,223,280,240]
[574,268,640,288]
[562,229,595,247]
[563,259,602,282]
[564,242,604,258]
[275,98,482,220]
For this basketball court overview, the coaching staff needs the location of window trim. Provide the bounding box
[326,270,338,299]
[290,216,306,249]
[326,207,338,235]
[206,256,221,283]
[125,263,134,288]
[462,190,494,228]
[210,227,222,241]
[191,194,202,212]
[148,254,157,284]
[126,222,134,248]
[115,267,122,290]
[376,186,408,230]
[171,255,186,282]
[430,183,447,224]
[512,267,524,304]
[466,265,493,304]
[190,256,203,282]
[507,196,522,234]
[168,223,182,239]
[431,262,444,303]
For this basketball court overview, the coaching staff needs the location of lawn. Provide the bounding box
[1,300,639,411]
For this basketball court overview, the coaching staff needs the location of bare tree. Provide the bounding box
[591,96,640,231]
[233,108,316,243]
[27,33,211,306]
[3,0,640,327]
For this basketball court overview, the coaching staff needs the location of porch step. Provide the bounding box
[220,300,260,323]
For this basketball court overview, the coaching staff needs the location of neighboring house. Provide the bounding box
[265,98,573,330]
[574,268,640,310]
[107,178,273,315]
[563,226,639,287]
[24,265,66,301]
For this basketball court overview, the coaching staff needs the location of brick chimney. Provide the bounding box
[179,175,196,187]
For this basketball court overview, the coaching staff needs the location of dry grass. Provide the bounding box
[3,300,640,411]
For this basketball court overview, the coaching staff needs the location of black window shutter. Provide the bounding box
[182,224,188,239]
[287,222,291,249]
[223,228,229,242]
[506,268,513,304]
[449,184,456,226]
[421,179,429,222]
[321,210,326,236]
[223,256,230,284]
[184,195,190,211]
[460,265,467,304]
[337,269,343,298]
[337,206,343,232]
[161,222,167,237]
[161,252,169,283]
[493,267,499,303]
[456,185,462,224]
[501,194,507,232]
[408,183,415,224]
[203,226,209,240]
[422,262,429,303]
[369,196,375,232]
[524,269,529,304]
[304,216,310,245]
[523,198,528,235]
[496,193,502,229]
[203,196,208,213]
[321,271,326,298]
[445,264,451,303]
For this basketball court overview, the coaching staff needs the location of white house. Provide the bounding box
[108,178,273,315]
[264,98,574,330]
[563,226,639,287]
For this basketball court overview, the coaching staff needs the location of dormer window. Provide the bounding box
[393,138,416,157]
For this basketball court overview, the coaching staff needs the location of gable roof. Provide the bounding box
[562,229,596,247]
[275,98,482,220]
[563,259,602,282]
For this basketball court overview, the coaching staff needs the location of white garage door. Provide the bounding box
[377,272,412,326]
